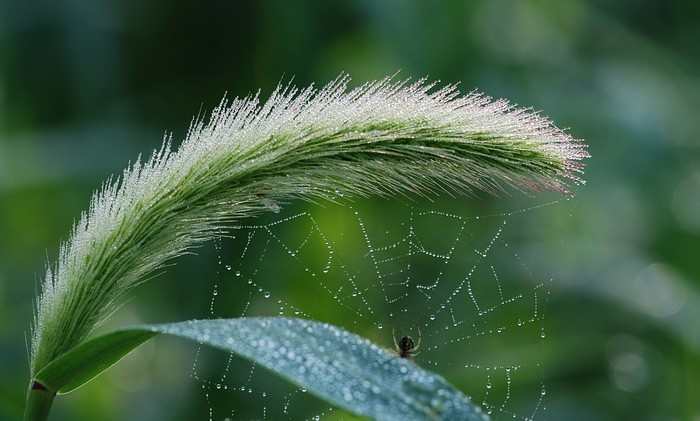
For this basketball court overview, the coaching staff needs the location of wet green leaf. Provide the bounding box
[33,317,487,421]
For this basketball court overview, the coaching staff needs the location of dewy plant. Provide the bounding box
[25,75,588,421]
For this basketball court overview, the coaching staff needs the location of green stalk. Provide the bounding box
[24,382,55,421]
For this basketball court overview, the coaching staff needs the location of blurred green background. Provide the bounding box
[1,0,699,420]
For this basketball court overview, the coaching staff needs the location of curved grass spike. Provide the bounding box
[26,74,588,419]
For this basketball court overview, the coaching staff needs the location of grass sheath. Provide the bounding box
[25,75,587,420]
[24,383,54,421]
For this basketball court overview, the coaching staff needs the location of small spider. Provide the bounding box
[392,327,422,358]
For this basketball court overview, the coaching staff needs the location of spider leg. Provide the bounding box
[412,327,422,352]
[392,328,399,351]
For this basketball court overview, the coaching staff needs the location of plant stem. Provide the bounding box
[24,381,55,421]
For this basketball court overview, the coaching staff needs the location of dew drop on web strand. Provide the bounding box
[190,199,563,420]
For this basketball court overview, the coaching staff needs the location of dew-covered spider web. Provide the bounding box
[188,198,562,420]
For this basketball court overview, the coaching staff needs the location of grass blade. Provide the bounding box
[30,317,488,421]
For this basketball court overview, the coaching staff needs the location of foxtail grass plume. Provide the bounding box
[31,74,588,377]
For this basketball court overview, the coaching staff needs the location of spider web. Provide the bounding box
[188,199,559,420]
